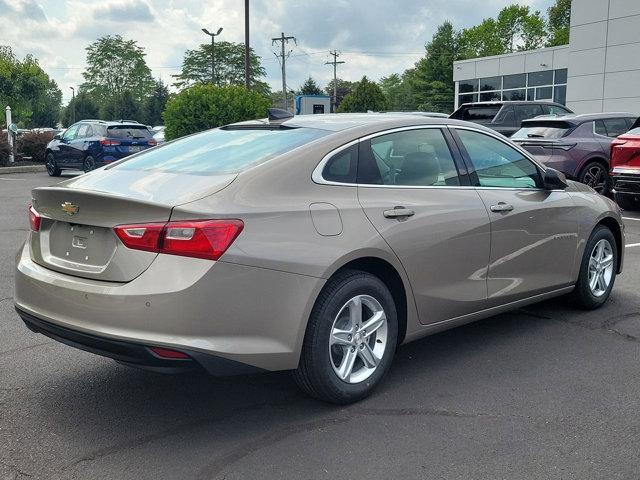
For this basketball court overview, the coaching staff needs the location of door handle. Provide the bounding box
[490,202,514,212]
[383,207,415,218]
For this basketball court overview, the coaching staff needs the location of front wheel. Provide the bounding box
[578,161,611,195]
[569,225,618,309]
[293,270,398,404]
[45,153,61,177]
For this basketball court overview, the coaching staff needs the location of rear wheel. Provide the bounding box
[578,161,611,195]
[45,153,61,177]
[569,225,617,309]
[615,193,640,211]
[293,270,398,404]
[83,155,96,173]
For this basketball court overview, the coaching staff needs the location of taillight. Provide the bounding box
[28,204,41,231]
[147,138,157,146]
[113,219,243,260]
[100,138,120,146]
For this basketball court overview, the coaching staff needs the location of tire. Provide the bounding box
[569,225,618,310]
[45,153,61,177]
[615,193,640,212]
[293,270,398,404]
[83,155,96,173]
[578,161,612,195]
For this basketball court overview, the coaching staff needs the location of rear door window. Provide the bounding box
[603,118,630,138]
[514,105,544,125]
[450,105,501,122]
[357,128,460,187]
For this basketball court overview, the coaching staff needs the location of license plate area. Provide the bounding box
[129,146,143,153]
[46,222,116,269]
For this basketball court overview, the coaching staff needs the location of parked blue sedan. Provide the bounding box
[45,120,157,176]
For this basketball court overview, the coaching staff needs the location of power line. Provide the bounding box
[325,50,345,112]
[271,32,296,110]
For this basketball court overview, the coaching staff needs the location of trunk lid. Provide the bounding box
[30,170,236,282]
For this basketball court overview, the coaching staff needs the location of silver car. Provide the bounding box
[15,113,624,404]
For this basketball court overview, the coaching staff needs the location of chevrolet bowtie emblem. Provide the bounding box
[61,202,79,215]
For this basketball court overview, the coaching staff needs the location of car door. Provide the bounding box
[451,127,578,306]
[57,124,79,165]
[68,123,90,166]
[356,126,491,325]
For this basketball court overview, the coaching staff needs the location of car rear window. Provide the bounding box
[112,127,330,175]
[107,125,153,139]
[512,121,574,140]
[450,106,501,122]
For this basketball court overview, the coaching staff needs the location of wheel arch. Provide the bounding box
[325,256,409,345]
[578,156,610,176]
[596,216,623,273]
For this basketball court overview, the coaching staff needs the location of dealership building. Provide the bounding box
[452,0,640,114]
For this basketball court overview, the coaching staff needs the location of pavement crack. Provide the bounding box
[554,312,640,343]
[0,341,55,358]
[0,459,34,478]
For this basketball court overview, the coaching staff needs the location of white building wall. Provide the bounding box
[452,0,640,114]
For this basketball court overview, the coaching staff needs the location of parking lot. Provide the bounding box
[1,171,640,480]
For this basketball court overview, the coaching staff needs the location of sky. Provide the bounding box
[0,0,555,104]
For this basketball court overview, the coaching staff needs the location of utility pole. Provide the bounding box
[244,0,250,89]
[69,86,75,124]
[272,32,296,110]
[325,51,345,113]
[202,27,223,85]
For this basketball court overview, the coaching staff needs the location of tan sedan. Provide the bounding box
[15,113,624,404]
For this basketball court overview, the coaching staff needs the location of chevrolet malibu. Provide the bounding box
[15,113,624,404]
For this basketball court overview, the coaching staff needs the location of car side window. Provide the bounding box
[515,105,544,125]
[321,144,357,183]
[603,118,630,138]
[77,124,90,138]
[493,106,515,125]
[62,125,79,141]
[547,105,571,116]
[357,128,460,187]
[456,129,542,189]
[594,120,608,137]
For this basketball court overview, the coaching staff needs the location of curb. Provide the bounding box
[0,165,47,175]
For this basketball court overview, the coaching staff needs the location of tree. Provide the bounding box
[141,80,170,126]
[324,78,355,109]
[457,19,504,59]
[100,90,141,121]
[172,41,269,95]
[298,76,323,95]
[379,73,415,111]
[337,77,387,113]
[547,0,571,47]
[60,91,99,126]
[0,46,61,128]
[163,84,270,140]
[81,35,155,105]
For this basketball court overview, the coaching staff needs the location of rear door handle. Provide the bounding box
[383,207,415,218]
[490,202,514,212]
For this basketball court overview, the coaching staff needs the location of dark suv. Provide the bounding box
[511,113,638,194]
[45,120,157,176]
[449,101,574,137]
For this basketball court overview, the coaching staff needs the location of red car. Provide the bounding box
[611,120,640,211]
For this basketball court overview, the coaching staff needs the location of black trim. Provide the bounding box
[16,308,264,377]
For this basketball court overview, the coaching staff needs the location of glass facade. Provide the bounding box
[457,68,568,107]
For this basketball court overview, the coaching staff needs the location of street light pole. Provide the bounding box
[202,27,223,86]
[69,86,75,124]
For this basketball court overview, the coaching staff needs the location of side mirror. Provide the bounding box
[543,167,568,190]
[53,133,62,140]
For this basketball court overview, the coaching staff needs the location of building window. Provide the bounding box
[457,68,568,108]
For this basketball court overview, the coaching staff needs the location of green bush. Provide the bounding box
[163,84,270,141]
[337,76,388,113]
[0,136,11,166]
[16,131,54,162]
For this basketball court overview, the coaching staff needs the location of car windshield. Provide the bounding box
[512,121,574,140]
[450,105,501,122]
[107,125,153,139]
[112,126,330,175]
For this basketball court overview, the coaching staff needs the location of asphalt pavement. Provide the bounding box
[2,172,640,480]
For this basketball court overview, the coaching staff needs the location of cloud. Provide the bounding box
[92,0,155,23]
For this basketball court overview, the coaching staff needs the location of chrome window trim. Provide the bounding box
[311,124,551,193]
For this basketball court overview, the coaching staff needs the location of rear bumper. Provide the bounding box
[15,242,324,372]
[17,308,262,375]
[611,168,640,195]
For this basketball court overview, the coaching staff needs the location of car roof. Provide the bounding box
[458,101,566,107]
[522,112,637,125]
[233,113,478,133]
[75,120,146,126]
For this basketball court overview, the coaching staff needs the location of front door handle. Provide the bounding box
[490,202,514,212]
[383,207,415,218]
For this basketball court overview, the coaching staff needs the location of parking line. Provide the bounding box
[626,243,640,248]
[623,217,640,222]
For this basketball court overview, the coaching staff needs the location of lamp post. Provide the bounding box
[69,86,75,124]
[202,27,223,86]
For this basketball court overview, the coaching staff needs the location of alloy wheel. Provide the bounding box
[46,155,56,175]
[582,164,608,193]
[588,239,614,297]
[329,294,388,384]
